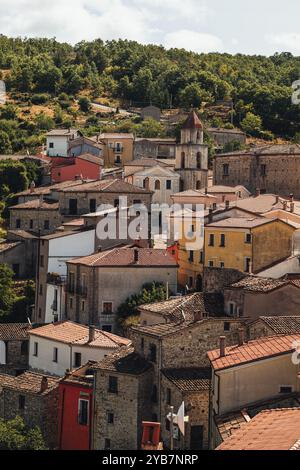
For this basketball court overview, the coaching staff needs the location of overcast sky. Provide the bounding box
[0,0,300,55]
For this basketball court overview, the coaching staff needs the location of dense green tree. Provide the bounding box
[241,112,263,136]
[0,416,47,450]
[78,96,91,113]
[0,264,16,321]
[0,130,12,154]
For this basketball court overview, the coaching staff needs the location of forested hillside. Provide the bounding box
[0,35,300,154]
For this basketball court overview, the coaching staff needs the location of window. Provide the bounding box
[245,233,252,244]
[21,341,28,356]
[228,302,235,316]
[166,180,172,190]
[143,178,150,190]
[196,152,201,169]
[208,234,214,247]
[19,395,25,410]
[220,262,225,268]
[33,342,38,357]
[30,219,33,229]
[220,234,226,247]
[69,297,73,309]
[104,439,111,450]
[38,308,42,319]
[133,199,142,204]
[114,199,119,208]
[208,260,214,268]
[196,181,201,190]
[81,300,85,312]
[68,272,75,293]
[189,251,194,263]
[78,399,89,426]
[53,347,58,363]
[108,376,118,394]
[151,385,158,403]
[199,251,204,264]
[166,419,170,431]
[166,388,171,405]
[181,152,186,168]
[224,322,231,332]
[154,180,161,190]
[260,164,267,176]
[40,255,44,268]
[74,352,82,368]
[188,276,193,288]
[69,198,78,216]
[149,344,157,363]
[39,284,43,296]
[44,220,50,230]
[103,302,113,314]
[49,142,54,148]
[141,338,144,350]
[102,325,112,333]
[223,164,229,176]
[89,199,96,213]
[16,219,21,229]
[279,386,293,394]
[245,257,251,273]
[115,155,122,165]
[107,412,114,424]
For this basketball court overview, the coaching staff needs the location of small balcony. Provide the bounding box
[47,273,66,286]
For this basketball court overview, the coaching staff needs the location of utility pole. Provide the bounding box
[170,405,174,451]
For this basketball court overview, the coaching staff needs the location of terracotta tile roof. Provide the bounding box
[139,293,224,323]
[181,110,203,130]
[1,371,60,395]
[0,241,21,253]
[229,276,298,292]
[218,143,300,157]
[99,133,134,139]
[162,368,211,391]
[125,158,171,167]
[217,408,300,450]
[7,230,38,240]
[208,334,300,371]
[206,217,275,229]
[132,316,236,338]
[231,194,300,215]
[255,316,300,335]
[0,323,32,340]
[0,373,17,391]
[172,189,217,199]
[206,185,249,194]
[14,179,93,197]
[68,247,178,268]
[61,361,96,387]
[92,346,152,375]
[76,153,104,165]
[47,128,80,136]
[60,178,152,194]
[30,321,131,349]
[10,199,59,210]
[216,393,300,442]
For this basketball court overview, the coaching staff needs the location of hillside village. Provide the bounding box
[1,102,300,451]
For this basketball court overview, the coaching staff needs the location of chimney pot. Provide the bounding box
[208,208,213,223]
[40,376,48,393]
[238,328,245,346]
[290,193,294,202]
[89,325,96,343]
[225,200,230,210]
[275,195,279,204]
[220,336,226,358]
[134,248,139,263]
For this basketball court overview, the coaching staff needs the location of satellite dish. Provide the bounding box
[177,402,185,436]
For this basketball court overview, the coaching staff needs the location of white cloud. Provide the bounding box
[164,30,224,53]
[266,33,300,54]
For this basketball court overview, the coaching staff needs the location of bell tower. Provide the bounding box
[175,110,208,191]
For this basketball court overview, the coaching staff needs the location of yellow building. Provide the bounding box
[204,217,295,273]
[99,133,134,167]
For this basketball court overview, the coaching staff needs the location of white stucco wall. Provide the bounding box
[45,284,65,324]
[47,136,69,157]
[0,340,6,365]
[29,335,116,376]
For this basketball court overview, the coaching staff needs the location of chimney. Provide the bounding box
[205,187,208,195]
[89,325,96,343]
[134,248,139,263]
[283,201,288,211]
[194,310,203,322]
[208,208,213,223]
[30,181,35,193]
[238,328,245,346]
[275,195,279,204]
[290,193,294,203]
[40,376,48,393]
[225,200,230,210]
[255,188,260,197]
[291,202,295,213]
[219,336,226,358]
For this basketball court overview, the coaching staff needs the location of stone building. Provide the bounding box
[9,199,61,235]
[96,133,134,167]
[224,276,300,320]
[58,179,153,217]
[0,323,32,375]
[65,246,178,331]
[92,347,153,450]
[0,371,60,448]
[141,106,161,122]
[160,368,211,450]
[175,111,208,191]
[134,138,176,160]
[0,241,28,278]
[213,144,300,197]
[206,127,246,150]
[248,315,300,340]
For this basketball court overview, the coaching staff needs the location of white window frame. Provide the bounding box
[78,398,89,426]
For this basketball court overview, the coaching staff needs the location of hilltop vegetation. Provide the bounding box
[0,35,299,154]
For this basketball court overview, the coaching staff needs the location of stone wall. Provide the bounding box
[93,368,154,450]
[1,387,59,448]
[203,267,246,293]
[10,208,62,235]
